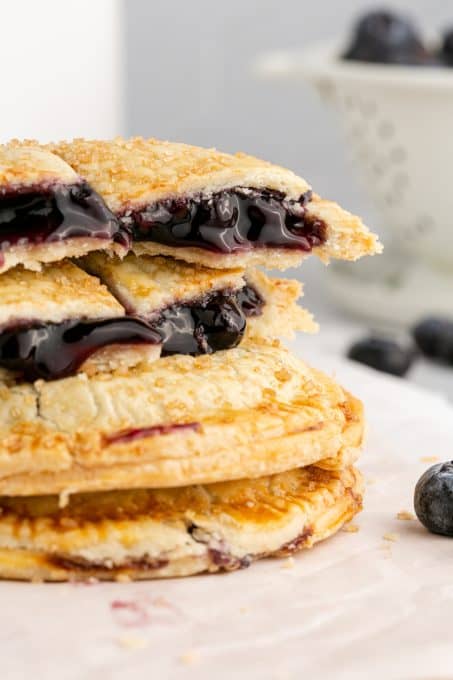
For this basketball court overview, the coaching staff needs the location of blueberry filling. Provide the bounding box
[155,292,246,356]
[0,181,127,251]
[0,284,262,381]
[0,317,161,382]
[236,282,265,317]
[123,188,326,254]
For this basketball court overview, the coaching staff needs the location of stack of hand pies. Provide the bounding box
[0,139,381,581]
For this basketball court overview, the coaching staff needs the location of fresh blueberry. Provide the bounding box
[440,29,453,66]
[413,317,453,364]
[347,336,414,376]
[343,9,431,65]
[414,462,453,536]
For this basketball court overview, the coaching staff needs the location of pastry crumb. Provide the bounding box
[366,477,376,485]
[396,510,416,521]
[117,635,148,650]
[383,532,399,542]
[115,573,132,583]
[281,557,295,569]
[420,456,440,464]
[342,523,359,533]
[58,488,75,508]
[239,606,249,614]
[180,649,200,665]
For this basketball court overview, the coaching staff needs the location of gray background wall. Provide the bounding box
[124,0,452,313]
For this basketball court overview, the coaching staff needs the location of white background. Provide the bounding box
[0,0,122,141]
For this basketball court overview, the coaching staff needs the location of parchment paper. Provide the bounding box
[2,347,453,680]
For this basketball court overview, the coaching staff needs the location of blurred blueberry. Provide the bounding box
[413,317,453,364]
[440,28,453,66]
[347,336,414,376]
[414,462,453,536]
[343,9,432,65]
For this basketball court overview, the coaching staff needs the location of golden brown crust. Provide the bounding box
[131,242,307,271]
[0,342,364,496]
[79,344,162,377]
[307,194,382,263]
[0,237,125,278]
[0,260,123,327]
[0,465,363,581]
[0,237,125,274]
[245,269,318,338]
[0,145,78,187]
[80,252,245,315]
[47,137,311,210]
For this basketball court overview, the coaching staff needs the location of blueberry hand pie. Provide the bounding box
[46,137,382,270]
[0,341,364,497]
[0,466,362,581]
[0,145,126,274]
[0,136,380,581]
[81,252,317,351]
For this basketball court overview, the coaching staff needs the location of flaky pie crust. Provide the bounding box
[0,465,363,581]
[0,341,364,496]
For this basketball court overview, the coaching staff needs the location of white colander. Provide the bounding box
[257,44,453,323]
[259,42,453,268]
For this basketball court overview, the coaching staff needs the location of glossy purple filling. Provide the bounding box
[105,422,201,446]
[236,282,265,317]
[156,290,246,356]
[0,317,160,382]
[0,284,261,382]
[0,181,127,252]
[124,188,326,254]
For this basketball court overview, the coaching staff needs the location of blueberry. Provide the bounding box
[347,336,414,376]
[440,29,453,66]
[413,317,453,364]
[414,462,453,536]
[343,9,430,65]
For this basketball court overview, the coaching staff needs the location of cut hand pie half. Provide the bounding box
[0,145,127,274]
[46,138,382,270]
[81,252,317,352]
[0,256,315,382]
[0,465,363,581]
[0,342,364,496]
[0,260,162,381]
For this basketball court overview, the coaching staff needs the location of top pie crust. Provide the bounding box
[0,260,123,328]
[47,137,311,210]
[0,145,78,188]
[80,252,245,316]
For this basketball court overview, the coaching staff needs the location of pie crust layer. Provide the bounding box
[0,465,362,581]
[0,341,364,496]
